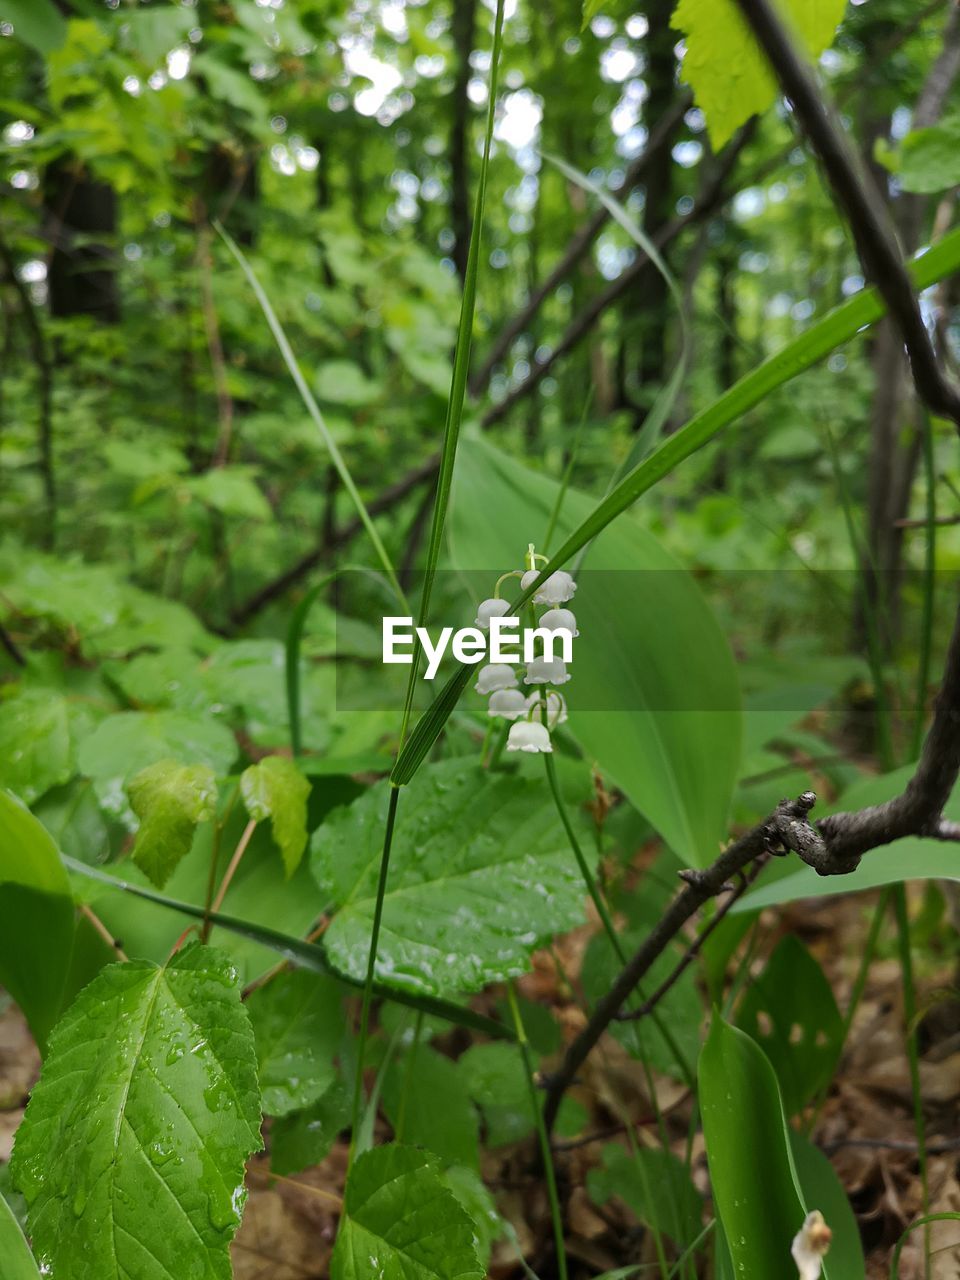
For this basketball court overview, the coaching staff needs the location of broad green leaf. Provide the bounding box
[247,968,345,1116]
[382,1044,480,1170]
[442,1167,502,1269]
[672,0,847,147]
[0,689,74,804]
[738,764,960,910]
[77,710,236,825]
[127,759,218,888]
[699,1015,847,1279]
[332,1144,483,1280]
[240,755,311,876]
[11,943,262,1280]
[898,120,960,194]
[270,1081,350,1175]
[394,227,960,786]
[0,791,75,1051]
[314,358,381,407]
[0,1184,40,1278]
[736,935,843,1114]
[4,0,66,53]
[312,759,586,996]
[587,1143,702,1247]
[450,439,741,865]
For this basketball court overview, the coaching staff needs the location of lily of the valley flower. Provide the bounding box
[507,720,553,753]
[475,597,511,629]
[538,607,578,636]
[792,1211,832,1280]
[520,568,577,605]
[525,656,571,686]
[528,690,568,728]
[488,688,528,720]
[475,663,518,695]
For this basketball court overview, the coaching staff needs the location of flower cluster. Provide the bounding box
[473,546,577,755]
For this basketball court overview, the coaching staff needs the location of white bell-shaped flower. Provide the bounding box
[520,568,577,605]
[475,597,511,629]
[507,720,553,753]
[475,663,518,695]
[524,656,571,686]
[538,607,578,636]
[488,688,528,720]
[527,690,568,728]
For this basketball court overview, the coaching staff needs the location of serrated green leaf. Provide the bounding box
[127,759,218,888]
[457,1041,535,1148]
[240,755,311,876]
[270,1080,350,1175]
[77,710,237,826]
[672,0,847,148]
[186,467,272,521]
[332,1144,483,1280]
[0,791,75,1052]
[312,759,586,996]
[736,934,843,1114]
[11,942,262,1280]
[247,968,345,1116]
[0,689,74,805]
[587,1142,702,1247]
[4,0,66,53]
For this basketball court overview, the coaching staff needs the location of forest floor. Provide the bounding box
[1,888,958,1279]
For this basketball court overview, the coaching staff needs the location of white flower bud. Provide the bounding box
[792,1211,831,1280]
[475,663,518,695]
[538,607,578,636]
[520,568,577,605]
[507,720,553,753]
[527,691,568,728]
[475,598,510,629]
[524,657,570,686]
[488,688,528,720]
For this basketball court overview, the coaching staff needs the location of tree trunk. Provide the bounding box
[44,162,119,323]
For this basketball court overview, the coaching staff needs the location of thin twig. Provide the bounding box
[209,818,257,916]
[80,903,129,962]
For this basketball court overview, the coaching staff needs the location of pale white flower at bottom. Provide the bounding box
[475,663,518,695]
[475,597,511,629]
[507,720,552,753]
[520,568,577,605]
[525,656,570,686]
[527,691,568,728]
[488,688,528,720]
[792,1211,832,1280]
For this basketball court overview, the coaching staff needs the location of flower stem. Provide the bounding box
[350,783,402,1147]
[507,982,568,1280]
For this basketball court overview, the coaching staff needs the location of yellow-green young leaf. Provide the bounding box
[127,758,218,888]
[332,1144,483,1280]
[672,0,847,147]
[240,755,310,876]
[11,942,262,1280]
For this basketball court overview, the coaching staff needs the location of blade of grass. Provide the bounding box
[61,855,513,1041]
[890,1214,960,1278]
[215,223,407,610]
[351,0,507,1154]
[392,225,960,786]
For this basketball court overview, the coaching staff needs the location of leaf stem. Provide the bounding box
[506,982,568,1280]
[209,818,257,917]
